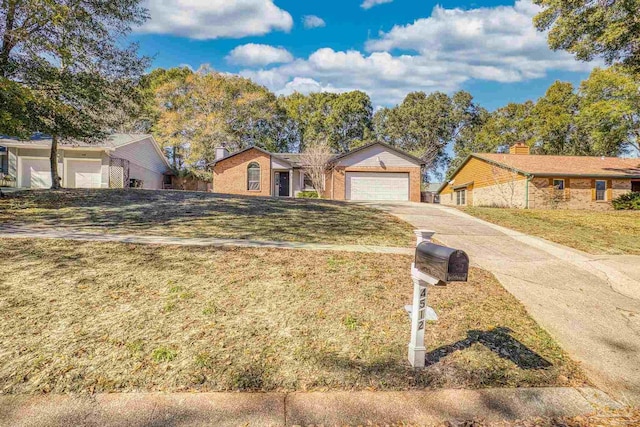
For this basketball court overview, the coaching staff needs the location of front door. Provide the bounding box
[279,172,289,197]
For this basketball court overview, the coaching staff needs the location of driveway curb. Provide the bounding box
[0,387,623,427]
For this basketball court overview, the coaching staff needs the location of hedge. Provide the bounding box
[297,191,319,199]
[612,192,640,210]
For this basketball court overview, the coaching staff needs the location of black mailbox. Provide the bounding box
[415,242,469,283]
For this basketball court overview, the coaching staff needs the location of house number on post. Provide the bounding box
[407,230,469,368]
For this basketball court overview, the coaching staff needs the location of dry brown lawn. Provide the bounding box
[0,238,586,394]
[463,207,640,255]
[0,189,415,246]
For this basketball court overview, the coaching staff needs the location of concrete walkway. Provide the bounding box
[0,387,621,427]
[0,225,413,255]
[362,202,640,405]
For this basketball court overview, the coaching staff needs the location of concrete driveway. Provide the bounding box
[363,201,640,405]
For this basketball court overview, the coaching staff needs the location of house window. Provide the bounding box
[455,189,466,206]
[595,180,607,201]
[632,181,640,193]
[303,173,314,191]
[247,162,260,191]
[553,179,565,190]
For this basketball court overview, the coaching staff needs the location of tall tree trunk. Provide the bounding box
[50,135,62,189]
[173,144,178,168]
[0,0,17,77]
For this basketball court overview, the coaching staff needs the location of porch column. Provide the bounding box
[289,169,293,198]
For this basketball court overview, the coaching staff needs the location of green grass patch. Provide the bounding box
[463,207,640,255]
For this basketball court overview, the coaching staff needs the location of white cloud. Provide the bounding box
[240,49,466,104]
[361,0,393,10]
[303,15,326,29]
[140,0,293,39]
[237,0,596,106]
[365,0,592,79]
[227,44,293,66]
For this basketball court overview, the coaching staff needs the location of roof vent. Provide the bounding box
[509,142,530,155]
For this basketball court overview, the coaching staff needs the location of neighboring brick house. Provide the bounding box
[439,143,640,210]
[212,142,425,202]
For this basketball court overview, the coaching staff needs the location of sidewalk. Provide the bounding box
[0,387,622,427]
[0,225,414,255]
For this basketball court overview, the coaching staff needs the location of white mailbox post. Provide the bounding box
[407,229,469,368]
[407,230,437,368]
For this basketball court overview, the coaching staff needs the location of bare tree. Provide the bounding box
[299,138,334,198]
[488,165,522,208]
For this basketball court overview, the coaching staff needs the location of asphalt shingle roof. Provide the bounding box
[0,133,152,149]
[476,153,640,178]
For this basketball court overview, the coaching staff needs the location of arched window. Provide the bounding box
[247,162,260,191]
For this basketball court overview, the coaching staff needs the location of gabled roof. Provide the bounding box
[330,141,426,166]
[211,146,274,166]
[438,153,640,193]
[0,133,151,150]
[213,141,425,168]
[272,153,305,167]
[476,153,640,177]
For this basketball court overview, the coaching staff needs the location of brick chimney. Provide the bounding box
[215,144,229,161]
[509,142,530,155]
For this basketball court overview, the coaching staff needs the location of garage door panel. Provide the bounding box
[66,160,102,188]
[346,172,409,201]
[20,158,52,189]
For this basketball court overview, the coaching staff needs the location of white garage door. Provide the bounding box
[346,172,409,201]
[20,158,52,189]
[66,159,102,188]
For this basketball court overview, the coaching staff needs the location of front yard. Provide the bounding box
[0,189,415,246]
[0,239,586,394]
[463,207,640,255]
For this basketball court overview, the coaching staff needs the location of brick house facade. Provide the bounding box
[212,148,272,197]
[212,142,425,202]
[439,143,640,210]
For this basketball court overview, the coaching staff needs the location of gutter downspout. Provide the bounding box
[525,174,533,209]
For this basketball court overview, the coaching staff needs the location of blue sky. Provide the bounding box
[130,0,597,111]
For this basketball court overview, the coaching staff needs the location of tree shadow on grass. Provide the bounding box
[426,327,552,370]
[309,327,553,390]
[0,189,414,245]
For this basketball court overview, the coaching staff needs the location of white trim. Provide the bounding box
[455,188,467,206]
[272,168,293,197]
[0,142,111,152]
[247,162,261,192]
[17,155,53,188]
[289,169,293,198]
[63,157,102,188]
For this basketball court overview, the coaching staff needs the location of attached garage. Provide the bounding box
[18,157,52,188]
[1,134,170,190]
[346,172,410,201]
[64,159,103,188]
